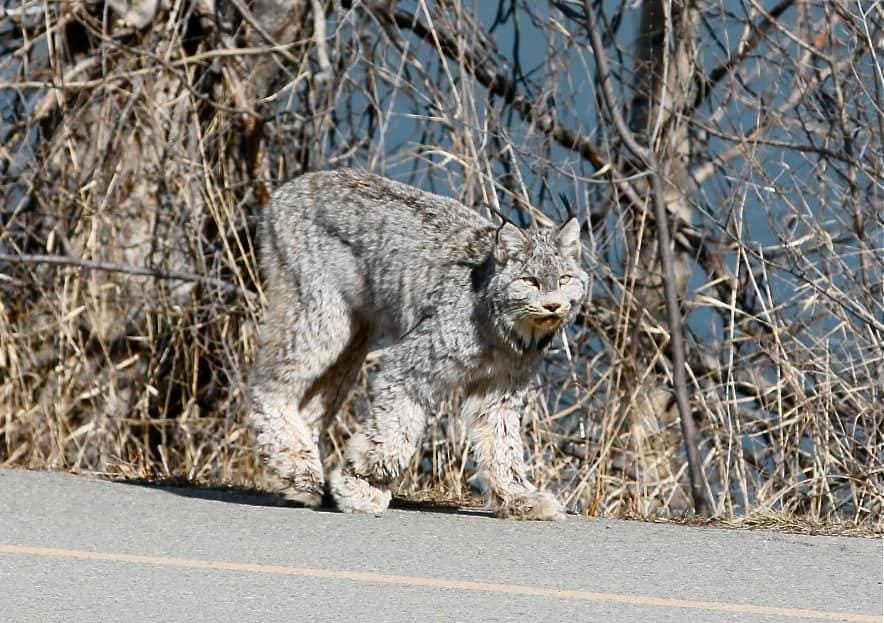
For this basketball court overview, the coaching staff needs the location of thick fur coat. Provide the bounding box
[249,170,588,519]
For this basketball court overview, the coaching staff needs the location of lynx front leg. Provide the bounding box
[330,368,428,514]
[463,392,564,521]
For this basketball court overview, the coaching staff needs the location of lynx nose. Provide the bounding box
[543,301,564,314]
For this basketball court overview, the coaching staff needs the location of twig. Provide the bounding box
[348,0,651,221]
[310,0,334,84]
[690,0,795,115]
[0,253,255,299]
[347,0,610,171]
[226,0,300,67]
[582,0,708,516]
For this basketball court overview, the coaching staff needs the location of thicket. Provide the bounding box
[1,0,881,530]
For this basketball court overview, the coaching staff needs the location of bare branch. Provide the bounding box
[690,0,796,115]
[0,253,255,299]
[582,0,708,516]
[346,0,610,171]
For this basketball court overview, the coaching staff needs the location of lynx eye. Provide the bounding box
[520,276,540,288]
[559,275,572,286]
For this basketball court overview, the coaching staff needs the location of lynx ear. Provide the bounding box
[556,218,581,262]
[495,222,528,264]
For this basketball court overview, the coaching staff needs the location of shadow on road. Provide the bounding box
[116,478,292,508]
[114,478,493,518]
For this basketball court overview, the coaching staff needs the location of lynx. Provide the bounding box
[248,169,588,520]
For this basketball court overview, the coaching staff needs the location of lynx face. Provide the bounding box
[488,219,588,351]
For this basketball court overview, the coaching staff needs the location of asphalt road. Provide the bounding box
[0,469,880,623]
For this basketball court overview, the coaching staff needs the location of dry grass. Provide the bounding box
[1,0,881,532]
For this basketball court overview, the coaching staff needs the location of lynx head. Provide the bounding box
[484,218,588,353]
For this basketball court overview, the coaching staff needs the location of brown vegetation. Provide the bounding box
[1,0,881,530]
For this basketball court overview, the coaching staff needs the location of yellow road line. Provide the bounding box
[0,544,877,622]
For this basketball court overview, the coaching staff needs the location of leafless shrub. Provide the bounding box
[1,0,881,530]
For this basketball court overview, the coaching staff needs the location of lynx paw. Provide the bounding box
[281,489,324,508]
[261,471,325,508]
[329,468,393,514]
[497,490,565,521]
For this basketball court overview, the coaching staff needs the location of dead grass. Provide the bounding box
[1,0,881,532]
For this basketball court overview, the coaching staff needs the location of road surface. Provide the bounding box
[0,469,880,622]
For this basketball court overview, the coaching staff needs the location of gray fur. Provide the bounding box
[248,169,588,520]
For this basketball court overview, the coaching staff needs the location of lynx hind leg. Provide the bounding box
[330,362,428,514]
[249,287,361,508]
[463,393,565,521]
[299,323,373,472]
[249,391,325,508]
